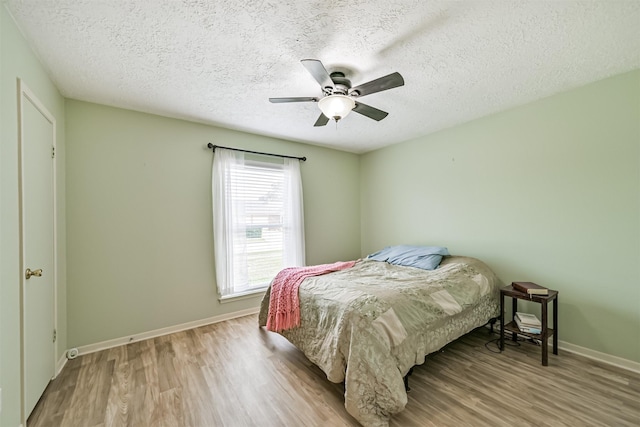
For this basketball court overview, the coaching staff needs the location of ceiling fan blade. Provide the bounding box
[269,97,318,103]
[349,72,404,97]
[301,59,334,90]
[353,102,389,121]
[313,113,329,127]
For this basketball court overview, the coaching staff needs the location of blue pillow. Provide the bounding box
[367,245,449,270]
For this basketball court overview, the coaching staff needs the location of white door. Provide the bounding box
[19,80,56,420]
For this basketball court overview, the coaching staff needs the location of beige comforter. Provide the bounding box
[259,256,502,426]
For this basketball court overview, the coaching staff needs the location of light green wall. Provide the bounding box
[0,9,3,424]
[361,70,640,362]
[0,7,67,427]
[3,11,638,423]
[65,100,361,347]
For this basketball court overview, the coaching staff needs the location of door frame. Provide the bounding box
[17,78,58,424]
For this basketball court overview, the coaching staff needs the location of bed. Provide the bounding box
[258,253,502,427]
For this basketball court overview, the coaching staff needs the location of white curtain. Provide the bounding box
[212,148,305,297]
[282,157,305,268]
[212,148,247,297]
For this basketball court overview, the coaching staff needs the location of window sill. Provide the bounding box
[218,287,267,304]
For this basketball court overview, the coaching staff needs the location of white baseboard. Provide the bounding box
[70,312,640,373]
[55,353,67,378]
[558,339,640,374]
[487,322,640,373]
[74,307,260,357]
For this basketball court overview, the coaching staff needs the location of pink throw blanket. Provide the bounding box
[266,260,356,332]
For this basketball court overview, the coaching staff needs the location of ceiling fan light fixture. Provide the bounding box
[318,94,355,122]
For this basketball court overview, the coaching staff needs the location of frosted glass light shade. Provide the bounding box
[318,95,355,121]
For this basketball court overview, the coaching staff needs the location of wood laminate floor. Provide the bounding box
[29,315,640,427]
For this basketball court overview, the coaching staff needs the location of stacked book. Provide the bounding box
[512,281,549,295]
[514,312,542,334]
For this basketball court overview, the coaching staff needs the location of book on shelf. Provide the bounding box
[515,312,541,327]
[512,281,549,295]
[514,315,542,334]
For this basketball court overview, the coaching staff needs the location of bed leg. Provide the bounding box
[488,317,497,334]
[404,367,414,392]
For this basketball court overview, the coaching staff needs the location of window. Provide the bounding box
[212,148,305,298]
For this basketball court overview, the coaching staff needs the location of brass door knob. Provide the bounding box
[25,268,43,279]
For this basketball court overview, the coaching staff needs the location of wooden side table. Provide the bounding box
[500,284,558,366]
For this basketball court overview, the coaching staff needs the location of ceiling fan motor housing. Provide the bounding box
[326,71,353,96]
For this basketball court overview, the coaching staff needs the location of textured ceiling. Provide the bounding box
[5,0,640,153]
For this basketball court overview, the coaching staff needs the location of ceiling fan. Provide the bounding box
[269,59,405,127]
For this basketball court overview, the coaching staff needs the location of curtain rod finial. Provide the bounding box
[207,143,214,150]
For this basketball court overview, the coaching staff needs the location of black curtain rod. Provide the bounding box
[207,143,306,162]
